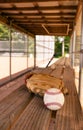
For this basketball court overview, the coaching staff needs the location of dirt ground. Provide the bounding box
[0,56,57,79]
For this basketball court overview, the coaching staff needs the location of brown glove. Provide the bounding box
[25,73,68,96]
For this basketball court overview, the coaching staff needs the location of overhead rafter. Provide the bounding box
[0,0,79,3]
[0,6,77,11]
[0,15,34,37]
[16,21,73,24]
[13,17,75,20]
[0,0,79,36]
[33,2,47,22]
[1,12,76,17]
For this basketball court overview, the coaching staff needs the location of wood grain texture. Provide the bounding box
[11,96,51,130]
[0,57,82,130]
[0,86,33,130]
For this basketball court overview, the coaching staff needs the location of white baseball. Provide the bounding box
[43,88,65,111]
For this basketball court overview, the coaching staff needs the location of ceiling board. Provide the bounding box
[0,0,79,36]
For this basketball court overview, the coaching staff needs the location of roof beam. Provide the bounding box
[16,21,73,24]
[33,2,47,22]
[0,6,77,11]
[0,0,78,3]
[1,12,76,17]
[0,15,34,37]
[15,18,75,21]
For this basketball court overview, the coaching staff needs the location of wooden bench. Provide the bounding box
[54,67,82,130]
[11,96,51,130]
[0,57,82,130]
[0,86,34,130]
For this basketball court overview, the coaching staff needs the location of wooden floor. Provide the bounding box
[0,57,83,130]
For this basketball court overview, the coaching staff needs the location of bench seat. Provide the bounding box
[0,57,82,130]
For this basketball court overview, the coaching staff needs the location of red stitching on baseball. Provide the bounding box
[45,102,62,108]
[46,91,61,95]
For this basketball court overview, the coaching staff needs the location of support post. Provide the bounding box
[72,30,76,67]
[9,21,12,78]
[34,36,36,68]
[27,35,28,68]
[70,35,73,66]
[79,1,83,102]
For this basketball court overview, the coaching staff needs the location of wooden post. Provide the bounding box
[72,30,76,67]
[79,1,83,102]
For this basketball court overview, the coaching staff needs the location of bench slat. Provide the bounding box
[50,66,63,78]
[0,86,33,130]
[11,96,51,130]
[54,65,82,130]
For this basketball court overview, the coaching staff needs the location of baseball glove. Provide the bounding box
[25,72,68,96]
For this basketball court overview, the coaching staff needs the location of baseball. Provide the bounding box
[43,88,65,111]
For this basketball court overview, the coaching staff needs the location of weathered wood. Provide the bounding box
[11,96,51,130]
[0,76,25,102]
[40,68,53,74]
[0,86,33,130]
[0,57,82,130]
[48,57,82,130]
[50,57,65,69]
[50,65,64,79]
[64,57,71,67]
[33,67,44,73]
[53,61,82,130]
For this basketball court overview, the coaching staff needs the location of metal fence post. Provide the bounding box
[9,21,12,78]
[34,36,36,68]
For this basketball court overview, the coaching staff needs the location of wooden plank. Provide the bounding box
[0,0,79,3]
[0,57,81,130]
[11,96,51,130]
[50,65,63,79]
[53,65,82,130]
[50,57,65,69]
[40,68,53,74]
[63,67,75,81]
[64,57,71,67]
[32,67,53,75]
[57,57,66,66]
[54,95,71,130]
[0,6,77,11]
[0,86,33,130]
[47,58,82,130]
[48,111,56,130]
[0,76,25,102]
[33,68,44,73]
